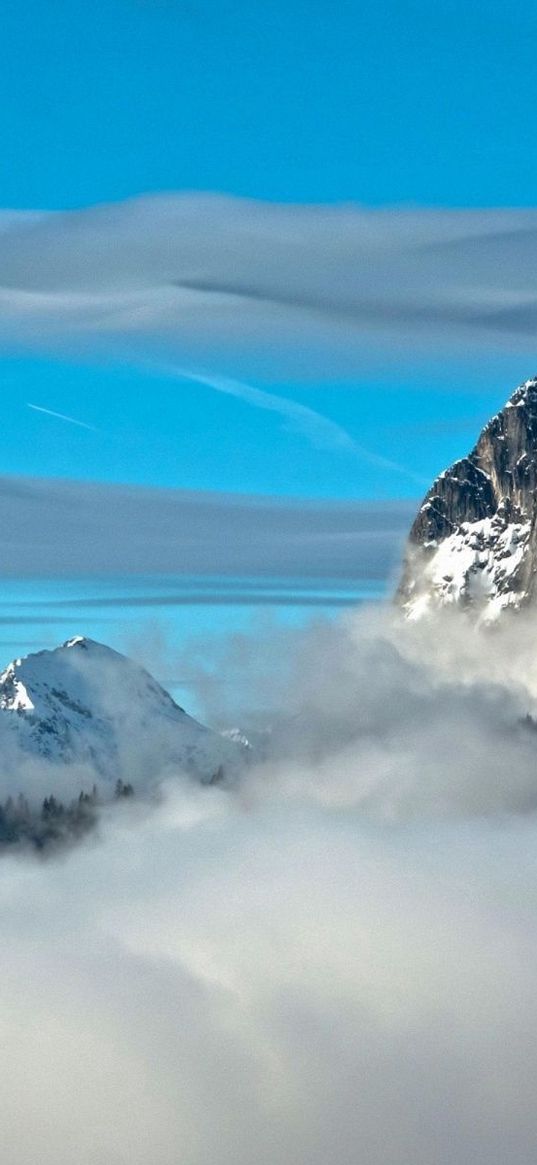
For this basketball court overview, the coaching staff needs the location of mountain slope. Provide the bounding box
[0,636,242,784]
[399,376,537,620]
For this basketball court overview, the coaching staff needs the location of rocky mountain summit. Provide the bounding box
[0,636,244,786]
[399,376,537,620]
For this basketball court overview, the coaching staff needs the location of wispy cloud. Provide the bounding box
[27,403,98,431]
[17,589,369,610]
[175,369,428,484]
[175,368,356,450]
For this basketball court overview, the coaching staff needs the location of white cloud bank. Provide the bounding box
[4,795,537,1165]
[3,606,537,1162]
[2,194,537,378]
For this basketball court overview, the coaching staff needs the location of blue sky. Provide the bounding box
[1,355,502,499]
[2,0,537,684]
[3,0,537,210]
[2,0,535,502]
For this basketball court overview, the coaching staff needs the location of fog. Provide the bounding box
[2,604,537,1162]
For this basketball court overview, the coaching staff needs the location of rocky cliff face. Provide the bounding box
[399,377,537,620]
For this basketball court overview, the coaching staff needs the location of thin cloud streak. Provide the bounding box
[0,615,109,626]
[175,368,428,484]
[176,368,356,451]
[27,403,98,431]
[16,591,371,610]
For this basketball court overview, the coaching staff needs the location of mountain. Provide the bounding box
[399,376,537,621]
[0,636,243,786]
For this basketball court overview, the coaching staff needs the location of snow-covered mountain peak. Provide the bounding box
[0,637,243,785]
[399,376,537,621]
[0,635,180,717]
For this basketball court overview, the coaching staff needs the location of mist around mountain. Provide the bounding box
[7,381,537,1162]
[0,634,244,784]
[4,595,537,1165]
[0,634,245,851]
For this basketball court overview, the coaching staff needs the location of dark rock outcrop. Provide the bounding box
[399,377,537,618]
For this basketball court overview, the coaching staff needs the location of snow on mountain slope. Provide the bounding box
[399,377,537,621]
[0,636,243,785]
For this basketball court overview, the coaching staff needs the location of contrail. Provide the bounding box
[27,403,98,431]
[173,368,428,486]
[181,369,356,451]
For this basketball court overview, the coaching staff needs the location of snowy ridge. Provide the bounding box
[405,511,531,622]
[0,636,244,786]
[399,376,537,621]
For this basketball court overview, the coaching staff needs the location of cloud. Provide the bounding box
[0,474,414,580]
[175,367,357,450]
[3,606,537,1162]
[17,590,371,610]
[173,368,427,483]
[170,601,537,784]
[1,195,537,383]
[5,796,537,1165]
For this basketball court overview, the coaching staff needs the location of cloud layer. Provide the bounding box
[0,474,413,581]
[3,605,537,1163]
[2,194,537,377]
[4,795,537,1165]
